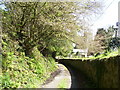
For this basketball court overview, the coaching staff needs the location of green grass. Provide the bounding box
[57,49,120,60]
[1,52,56,88]
[57,78,69,88]
[2,41,57,88]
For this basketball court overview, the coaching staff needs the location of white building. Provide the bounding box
[72,48,88,57]
[72,43,88,57]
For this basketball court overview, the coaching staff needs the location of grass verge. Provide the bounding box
[57,78,69,88]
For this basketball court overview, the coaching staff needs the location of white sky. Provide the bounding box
[91,0,119,36]
[0,0,119,36]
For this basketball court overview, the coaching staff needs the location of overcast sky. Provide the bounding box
[91,0,119,36]
[0,0,119,35]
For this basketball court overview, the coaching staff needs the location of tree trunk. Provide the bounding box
[24,47,33,57]
[52,51,56,59]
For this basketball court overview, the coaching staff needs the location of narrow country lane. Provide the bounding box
[40,63,94,89]
[63,64,94,88]
[40,63,71,89]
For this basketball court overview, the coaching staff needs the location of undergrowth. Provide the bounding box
[60,49,120,60]
[57,78,69,88]
[1,35,57,89]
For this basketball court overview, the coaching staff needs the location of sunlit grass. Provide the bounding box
[57,49,120,60]
[57,78,69,88]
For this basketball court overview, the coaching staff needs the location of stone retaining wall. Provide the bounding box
[59,56,120,88]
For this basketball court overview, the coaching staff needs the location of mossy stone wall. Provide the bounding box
[59,56,120,88]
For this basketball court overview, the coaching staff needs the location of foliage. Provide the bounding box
[108,37,120,50]
[0,1,102,88]
[57,78,69,88]
[62,49,119,60]
[1,36,57,88]
[88,26,117,55]
[93,50,118,59]
[1,1,102,57]
[2,2,79,57]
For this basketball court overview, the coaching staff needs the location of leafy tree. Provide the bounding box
[2,1,102,57]
[88,26,119,55]
[2,2,78,56]
[105,26,120,50]
[108,37,120,50]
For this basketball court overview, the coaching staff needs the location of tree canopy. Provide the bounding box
[1,1,102,57]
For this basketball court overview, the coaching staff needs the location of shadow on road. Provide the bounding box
[62,63,96,88]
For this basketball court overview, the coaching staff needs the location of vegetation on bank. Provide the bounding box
[0,1,102,89]
[1,36,57,89]
[57,78,69,88]
[59,49,120,60]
